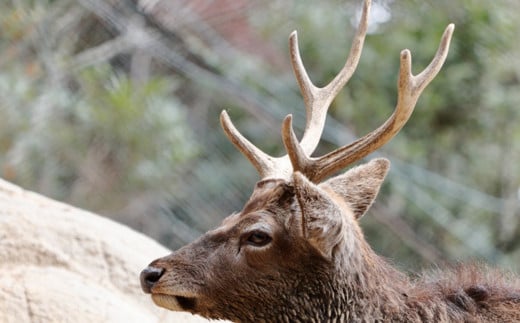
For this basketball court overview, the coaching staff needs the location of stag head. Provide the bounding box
[140,0,454,321]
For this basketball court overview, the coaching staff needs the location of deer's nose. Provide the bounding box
[140,266,165,293]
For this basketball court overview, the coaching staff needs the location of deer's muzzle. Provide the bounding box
[140,266,164,293]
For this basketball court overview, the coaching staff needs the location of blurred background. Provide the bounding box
[0,0,519,271]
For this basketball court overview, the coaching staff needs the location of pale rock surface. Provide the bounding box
[0,178,221,322]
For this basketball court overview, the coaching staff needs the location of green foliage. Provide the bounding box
[0,0,199,210]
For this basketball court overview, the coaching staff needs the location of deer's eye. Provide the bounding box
[245,231,272,247]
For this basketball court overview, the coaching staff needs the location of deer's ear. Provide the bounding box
[293,172,344,260]
[324,158,390,220]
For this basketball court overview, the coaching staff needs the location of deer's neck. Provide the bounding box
[318,239,410,322]
[259,237,410,322]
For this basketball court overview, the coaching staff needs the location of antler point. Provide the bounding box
[220,110,231,124]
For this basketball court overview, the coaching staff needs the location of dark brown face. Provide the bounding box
[139,179,326,321]
[140,159,391,321]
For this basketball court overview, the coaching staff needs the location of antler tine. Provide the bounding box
[289,0,371,155]
[284,24,455,183]
[220,111,276,178]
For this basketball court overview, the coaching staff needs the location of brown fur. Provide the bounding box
[141,159,520,322]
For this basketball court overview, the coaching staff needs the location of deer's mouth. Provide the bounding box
[151,293,197,312]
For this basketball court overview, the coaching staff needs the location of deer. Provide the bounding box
[140,0,520,322]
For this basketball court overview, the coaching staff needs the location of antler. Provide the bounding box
[222,0,454,182]
[221,0,371,180]
[283,23,454,182]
